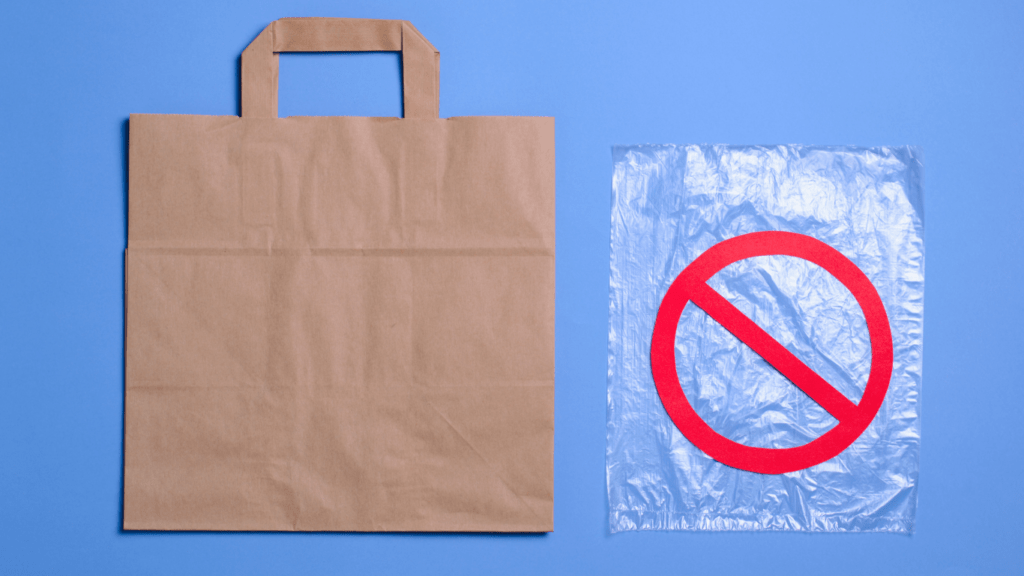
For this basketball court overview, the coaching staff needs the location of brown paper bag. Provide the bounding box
[123,17,554,532]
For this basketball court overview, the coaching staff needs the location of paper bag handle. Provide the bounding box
[241,17,440,119]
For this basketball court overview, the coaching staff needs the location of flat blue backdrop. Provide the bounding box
[2,0,1021,573]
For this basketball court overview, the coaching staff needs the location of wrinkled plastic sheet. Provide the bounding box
[607,145,923,532]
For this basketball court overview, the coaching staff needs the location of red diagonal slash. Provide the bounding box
[686,281,857,423]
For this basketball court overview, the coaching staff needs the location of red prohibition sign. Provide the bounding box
[651,231,893,475]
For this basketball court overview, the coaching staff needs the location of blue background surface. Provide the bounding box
[2,0,1021,573]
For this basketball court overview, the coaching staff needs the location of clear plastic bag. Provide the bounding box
[607,145,924,532]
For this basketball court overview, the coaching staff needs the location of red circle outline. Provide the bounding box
[651,231,893,474]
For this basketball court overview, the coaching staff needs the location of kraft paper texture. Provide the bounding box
[123,18,554,532]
